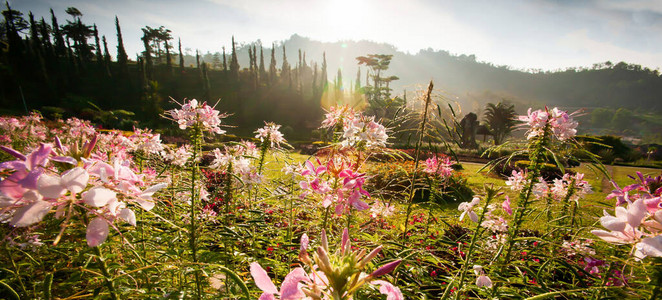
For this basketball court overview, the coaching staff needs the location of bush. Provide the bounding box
[576,135,633,162]
[365,160,474,205]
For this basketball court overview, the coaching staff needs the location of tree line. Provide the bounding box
[0,4,383,139]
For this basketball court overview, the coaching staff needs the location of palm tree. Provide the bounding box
[484,102,517,145]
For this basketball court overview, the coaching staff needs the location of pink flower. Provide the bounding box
[320,105,355,129]
[423,155,454,178]
[502,196,512,215]
[371,280,404,300]
[518,107,578,141]
[473,265,493,288]
[459,197,481,222]
[250,262,310,300]
[167,99,227,134]
[505,170,528,192]
[591,199,647,244]
[255,122,287,148]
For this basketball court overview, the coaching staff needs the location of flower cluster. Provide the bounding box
[505,170,529,191]
[481,204,509,233]
[167,99,226,134]
[209,142,261,184]
[298,159,371,216]
[320,105,356,129]
[422,155,455,178]
[518,107,578,141]
[370,199,395,219]
[255,122,287,148]
[0,139,167,247]
[131,128,165,155]
[549,173,592,202]
[161,145,193,167]
[592,172,662,260]
[250,229,402,299]
[320,105,388,149]
[0,112,49,147]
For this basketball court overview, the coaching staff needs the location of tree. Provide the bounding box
[178,38,184,70]
[230,36,239,80]
[269,44,277,85]
[356,54,396,103]
[483,102,517,145]
[115,16,128,75]
[65,7,81,22]
[102,35,111,76]
[281,44,290,86]
[93,24,102,65]
[356,54,399,120]
[51,9,66,57]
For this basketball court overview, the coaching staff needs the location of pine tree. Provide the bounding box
[165,39,172,70]
[281,45,290,87]
[39,18,52,54]
[102,35,111,76]
[269,44,277,85]
[355,67,361,91]
[202,62,211,101]
[230,36,239,80]
[141,32,153,80]
[259,45,266,81]
[178,38,184,70]
[51,9,65,57]
[320,52,328,92]
[28,12,41,55]
[93,24,103,66]
[222,46,227,71]
[312,63,318,98]
[195,50,200,69]
[115,16,128,75]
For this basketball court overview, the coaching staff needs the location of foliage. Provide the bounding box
[483,102,516,145]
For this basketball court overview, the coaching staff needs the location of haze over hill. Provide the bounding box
[221,34,662,114]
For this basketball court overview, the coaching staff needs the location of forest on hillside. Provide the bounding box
[2,4,662,141]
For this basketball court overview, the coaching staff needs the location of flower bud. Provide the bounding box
[321,229,329,251]
[316,246,333,274]
[358,246,382,269]
[370,259,401,278]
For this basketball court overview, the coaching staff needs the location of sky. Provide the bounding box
[10,0,662,71]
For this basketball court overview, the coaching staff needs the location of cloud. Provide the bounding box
[559,28,661,68]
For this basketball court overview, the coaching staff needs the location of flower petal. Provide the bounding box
[118,208,136,226]
[476,275,493,287]
[258,294,276,300]
[61,167,89,194]
[10,200,52,227]
[250,262,279,294]
[86,217,110,247]
[372,280,403,300]
[26,144,52,170]
[83,187,117,207]
[280,267,308,300]
[37,173,65,199]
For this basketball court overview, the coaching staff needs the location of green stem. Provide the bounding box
[403,81,433,240]
[287,180,295,242]
[224,162,233,226]
[190,124,203,299]
[346,207,352,233]
[454,191,494,300]
[94,246,119,300]
[492,124,549,297]
[322,206,330,232]
[651,258,662,300]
